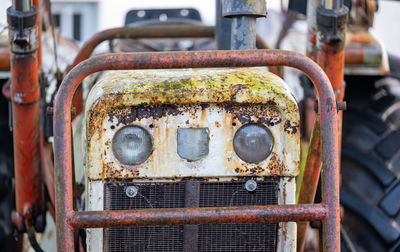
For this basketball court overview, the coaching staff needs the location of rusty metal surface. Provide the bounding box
[54,50,340,251]
[69,204,327,229]
[314,5,345,252]
[40,140,55,207]
[311,4,346,251]
[68,24,214,71]
[85,68,299,180]
[0,47,10,70]
[297,117,322,252]
[68,24,281,119]
[344,28,390,75]
[69,24,281,75]
[344,0,389,75]
[10,52,43,221]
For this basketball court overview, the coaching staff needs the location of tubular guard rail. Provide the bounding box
[54,50,339,251]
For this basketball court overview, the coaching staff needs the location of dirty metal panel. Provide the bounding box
[86,180,104,252]
[84,68,300,180]
[277,177,297,252]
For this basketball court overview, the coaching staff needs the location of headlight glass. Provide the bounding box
[233,124,274,164]
[112,126,153,165]
[177,127,209,161]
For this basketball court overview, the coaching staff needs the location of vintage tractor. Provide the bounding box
[3,0,397,251]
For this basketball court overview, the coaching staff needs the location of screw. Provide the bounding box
[245,180,257,192]
[125,186,138,198]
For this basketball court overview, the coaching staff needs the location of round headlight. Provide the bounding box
[233,124,274,164]
[112,126,153,165]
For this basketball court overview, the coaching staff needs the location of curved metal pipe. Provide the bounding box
[68,24,282,77]
[54,50,339,251]
[68,24,215,71]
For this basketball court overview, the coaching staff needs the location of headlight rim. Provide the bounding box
[111,125,154,166]
[233,122,274,164]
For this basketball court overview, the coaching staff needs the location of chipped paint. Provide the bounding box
[54,50,339,252]
[83,68,300,180]
[86,181,103,252]
[277,177,297,252]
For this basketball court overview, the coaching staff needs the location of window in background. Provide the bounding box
[50,2,98,43]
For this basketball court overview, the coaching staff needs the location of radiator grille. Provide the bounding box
[104,179,279,252]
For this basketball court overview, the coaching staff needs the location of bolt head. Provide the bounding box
[245,180,257,192]
[125,186,138,198]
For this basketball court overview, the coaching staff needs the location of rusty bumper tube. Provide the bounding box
[68,24,281,117]
[68,24,280,76]
[54,50,339,251]
[69,204,327,229]
[69,24,214,70]
[297,117,323,251]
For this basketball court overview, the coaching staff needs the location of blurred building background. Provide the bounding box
[0,0,399,55]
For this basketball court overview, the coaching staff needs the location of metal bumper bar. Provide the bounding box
[69,204,327,229]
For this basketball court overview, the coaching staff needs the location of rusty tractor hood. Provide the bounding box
[83,68,300,180]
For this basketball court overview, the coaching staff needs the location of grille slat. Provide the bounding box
[104,179,278,252]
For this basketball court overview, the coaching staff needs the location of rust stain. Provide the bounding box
[85,68,300,180]
[268,153,288,174]
[284,120,299,134]
[225,104,283,127]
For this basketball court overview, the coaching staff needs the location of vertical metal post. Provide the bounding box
[215,0,231,50]
[306,0,322,60]
[33,0,42,68]
[297,117,322,252]
[230,16,257,49]
[324,0,344,10]
[7,0,43,231]
[222,0,266,50]
[300,0,348,251]
[12,0,32,11]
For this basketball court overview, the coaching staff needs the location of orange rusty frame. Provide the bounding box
[66,24,282,118]
[8,0,44,232]
[54,49,340,251]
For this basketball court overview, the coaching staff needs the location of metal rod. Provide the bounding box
[231,16,257,50]
[68,24,277,72]
[33,0,42,68]
[67,24,283,118]
[12,0,32,11]
[297,117,322,252]
[68,24,214,71]
[11,53,42,217]
[222,0,266,50]
[69,204,327,229]
[324,0,343,10]
[215,0,231,50]
[306,0,322,60]
[8,0,43,231]
[316,5,347,249]
[54,50,339,251]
